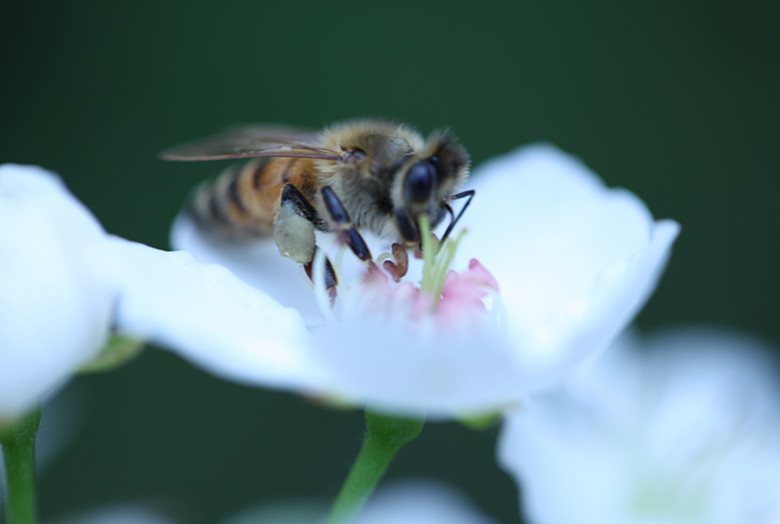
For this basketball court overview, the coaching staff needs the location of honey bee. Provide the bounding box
[160,119,473,292]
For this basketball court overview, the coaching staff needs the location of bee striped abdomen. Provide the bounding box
[188,158,279,238]
[187,156,324,239]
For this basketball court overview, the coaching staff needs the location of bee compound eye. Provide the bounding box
[404,160,436,205]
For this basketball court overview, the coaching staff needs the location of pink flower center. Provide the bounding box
[358,258,499,329]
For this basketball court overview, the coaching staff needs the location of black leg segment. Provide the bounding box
[304,248,339,297]
[281,183,327,230]
[440,189,475,244]
[321,186,374,263]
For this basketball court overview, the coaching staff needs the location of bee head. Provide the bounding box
[394,133,470,244]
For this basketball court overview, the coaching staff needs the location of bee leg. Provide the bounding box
[321,186,376,268]
[382,243,409,282]
[303,248,338,298]
[439,189,476,244]
[275,184,338,295]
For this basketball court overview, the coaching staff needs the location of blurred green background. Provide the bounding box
[2,1,778,522]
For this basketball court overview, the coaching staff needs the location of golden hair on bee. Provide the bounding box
[160,118,473,292]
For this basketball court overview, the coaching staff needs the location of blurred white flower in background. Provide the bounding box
[499,328,780,524]
[48,504,176,524]
[172,144,679,417]
[223,480,499,524]
[352,480,500,524]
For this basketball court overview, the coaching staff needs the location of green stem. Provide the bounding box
[1,407,41,524]
[327,411,424,524]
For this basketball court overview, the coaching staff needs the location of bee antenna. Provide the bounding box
[439,189,475,244]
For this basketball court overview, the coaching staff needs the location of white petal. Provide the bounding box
[170,213,324,324]
[224,480,497,524]
[49,505,177,524]
[456,144,679,387]
[102,237,322,389]
[309,313,523,418]
[498,328,780,524]
[355,480,500,524]
[497,399,629,524]
[0,165,113,419]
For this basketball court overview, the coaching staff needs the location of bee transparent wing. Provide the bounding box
[159,125,345,161]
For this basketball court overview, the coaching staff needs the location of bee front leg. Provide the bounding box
[320,186,376,268]
[275,184,338,292]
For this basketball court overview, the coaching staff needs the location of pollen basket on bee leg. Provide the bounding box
[274,201,316,264]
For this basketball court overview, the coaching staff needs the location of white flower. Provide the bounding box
[352,480,500,524]
[0,141,681,421]
[0,164,311,420]
[48,505,176,524]
[171,144,679,418]
[223,480,499,524]
[498,328,780,524]
[0,165,112,418]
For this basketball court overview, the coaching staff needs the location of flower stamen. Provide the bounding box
[419,215,468,306]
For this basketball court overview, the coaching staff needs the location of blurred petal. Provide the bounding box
[355,480,500,524]
[49,505,177,524]
[223,480,497,524]
[0,165,113,418]
[498,328,780,524]
[223,501,325,524]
